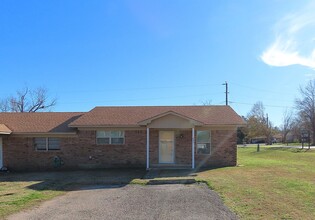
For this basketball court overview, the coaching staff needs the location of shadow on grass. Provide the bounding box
[0,167,226,191]
[143,169,196,179]
[0,169,146,191]
[142,167,224,185]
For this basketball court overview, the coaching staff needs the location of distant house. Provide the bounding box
[250,136,266,144]
[250,133,286,144]
[272,133,283,143]
[0,106,244,171]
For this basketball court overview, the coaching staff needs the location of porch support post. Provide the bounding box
[146,127,150,170]
[192,127,195,169]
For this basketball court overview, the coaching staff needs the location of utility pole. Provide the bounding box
[266,113,269,128]
[266,113,270,145]
[222,81,228,105]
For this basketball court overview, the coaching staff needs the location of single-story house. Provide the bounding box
[0,106,244,171]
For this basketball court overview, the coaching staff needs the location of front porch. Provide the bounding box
[145,128,196,170]
[138,111,202,170]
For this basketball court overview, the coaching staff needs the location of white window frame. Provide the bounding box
[196,130,211,155]
[34,137,61,151]
[96,131,125,145]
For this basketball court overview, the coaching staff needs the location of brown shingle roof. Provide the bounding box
[0,106,244,133]
[0,112,83,133]
[69,106,244,127]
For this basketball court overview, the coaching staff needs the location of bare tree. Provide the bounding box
[0,87,56,112]
[281,109,294,143]
[246,101,273,144]
[201,99,212,105]
[295,80,315,145]
[291,118,302,142]
[0,98,10,112]
[248,101,265,119]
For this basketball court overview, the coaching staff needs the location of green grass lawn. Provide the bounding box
[196,147,315,220]
[0,149,314,219]
[0,180,64,218]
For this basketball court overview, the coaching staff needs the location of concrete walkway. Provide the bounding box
[239,144,315,149]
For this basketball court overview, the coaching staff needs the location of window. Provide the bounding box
[34,138,60,151]
[96,131,125,145]
[196,130,211,154]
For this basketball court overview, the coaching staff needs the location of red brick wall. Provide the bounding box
[174,130,192,165]
[2,130,146,171]
[195,130,237,168]
[2,129,236,171]
[149,129,159,165]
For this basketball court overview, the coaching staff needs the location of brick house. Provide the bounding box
[0,106,244,171]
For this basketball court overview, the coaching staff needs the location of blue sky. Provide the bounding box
[1,0,315,126]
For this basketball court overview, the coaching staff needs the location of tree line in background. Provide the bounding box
[239,80,315,146]
[0,86,56,112]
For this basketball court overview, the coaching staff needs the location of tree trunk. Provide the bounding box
[283,132,288,144]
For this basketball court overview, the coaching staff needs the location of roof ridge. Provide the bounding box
[93,105,228,108]
[0,112,85,114]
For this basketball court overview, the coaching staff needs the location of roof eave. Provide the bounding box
[10,132,78,137]
[202,123,246,127]
[0,131,12,135]
[69,124,141,128]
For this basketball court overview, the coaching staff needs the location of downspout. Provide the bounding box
[146,127,150,170]
[192,127,195,169]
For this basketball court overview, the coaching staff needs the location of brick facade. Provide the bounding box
[2,130,146,171]
[195,130,237,168]
[1,129,236,171]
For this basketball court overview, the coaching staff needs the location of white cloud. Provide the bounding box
[261,2,315,70]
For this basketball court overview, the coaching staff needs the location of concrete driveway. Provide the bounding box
[8,184,238,220]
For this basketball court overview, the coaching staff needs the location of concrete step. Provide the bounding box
[150,164,192,170]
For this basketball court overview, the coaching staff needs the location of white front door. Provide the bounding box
[159,131,175,163]
[0,138,3,168]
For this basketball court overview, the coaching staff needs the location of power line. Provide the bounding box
[59,92,223,105]
[229,82,297,96]
[233,94,294,104]
[229,100,294,109]
[55,83,222,94]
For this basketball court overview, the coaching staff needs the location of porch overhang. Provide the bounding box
[0,124,12,135]
[142,112,200,170]
[138,111,204,128]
